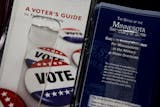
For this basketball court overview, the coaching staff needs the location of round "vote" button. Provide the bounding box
[72,49,81,66]
[59,28,84,44]
[25,59,76,106]
[0,88,26,107]
[25,47,70,68]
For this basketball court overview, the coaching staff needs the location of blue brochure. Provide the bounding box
[80,2,160,107]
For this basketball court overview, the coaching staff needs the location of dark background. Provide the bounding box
[0,0,13,63]
[0,0,160,107]
[0,0,13,36]
[97,0,160,11]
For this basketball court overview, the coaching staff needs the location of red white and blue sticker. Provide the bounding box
[25,59,76,106]
[25,47,70,67]
[72,49,81,66]
[0,88,26,107]
[59,28,84,44]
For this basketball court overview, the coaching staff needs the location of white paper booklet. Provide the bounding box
[0,0,91,106]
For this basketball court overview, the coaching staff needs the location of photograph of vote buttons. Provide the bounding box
[0,88,26,107]
[72,49,81,66]
[59,28,84,44]
[25,59,76,106]
[25,47,70,67]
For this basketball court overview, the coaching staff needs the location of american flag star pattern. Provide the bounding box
[0,88,26,107]
[31,59,69,68]
[32,87,74,106]
[39,47,67,57]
